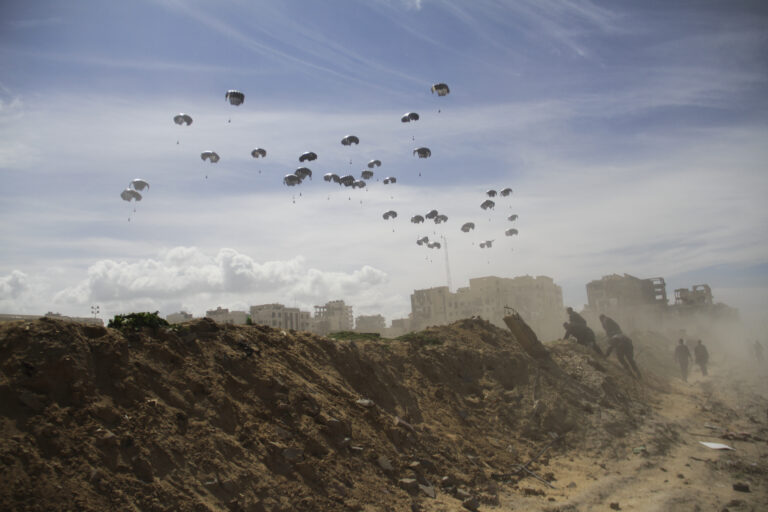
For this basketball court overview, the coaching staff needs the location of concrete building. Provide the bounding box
[250,303,311,331]
[205,307,248,325]
[584,274,738,339]
[355,314,386,334]
[0,312,103,326]
[583,273,668,332]
[166,311,194,324]
[313,300,353,335]
[410,275,564,341]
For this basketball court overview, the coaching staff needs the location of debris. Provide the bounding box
[732,482,750,493]
[355,398,375,408]
[610,503,621,510]
[398,478,420,495]
[699,441,734,450]
[461,496,480,511]
[632,445,647,454]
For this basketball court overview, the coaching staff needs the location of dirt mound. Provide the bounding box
[1,316,658,511]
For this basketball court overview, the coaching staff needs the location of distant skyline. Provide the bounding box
[1,1,766,333]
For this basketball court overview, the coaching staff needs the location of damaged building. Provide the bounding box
[410,275,564,341]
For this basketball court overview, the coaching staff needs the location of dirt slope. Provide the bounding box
[0,317,765,511]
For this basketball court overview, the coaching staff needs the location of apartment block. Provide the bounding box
[410,275,564,341]
[313,300,353,335]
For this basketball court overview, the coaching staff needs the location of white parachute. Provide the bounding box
[201,151,220,163]
[173,113,193,126]
[225,90,245,106]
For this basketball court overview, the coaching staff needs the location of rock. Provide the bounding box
[610,502,621,510]
[419,484,436,498]
[377,455,395,472]
[356,399,375,408]
[131,456,154,483]
[440,476,454,487]
[726,499,745,507]
[567,482,577,488]
[461,496,480,511]
[398,478,419,495]
[282,447,304,463]
[455,488,472,500]
[732,482,750,492]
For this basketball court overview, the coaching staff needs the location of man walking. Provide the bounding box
[694,339,709,376]
[605,334,642,379]
[674,338,693,382]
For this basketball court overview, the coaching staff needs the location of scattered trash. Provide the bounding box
[699,441,734,450]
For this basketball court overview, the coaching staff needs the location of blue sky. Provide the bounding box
[1,0,767,334]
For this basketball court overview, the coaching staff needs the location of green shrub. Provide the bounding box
[108,311,170,332]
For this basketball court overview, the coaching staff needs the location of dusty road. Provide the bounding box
[487,357,768,512]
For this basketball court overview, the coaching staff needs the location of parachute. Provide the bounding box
[413,147,431,158]
[361,170,374,180]
[341,135,360,146]
[401,112,420,123]
[283,174,301,186]
[505,228,519,237]
[173,113,193,126]
[120,188,142,202]
[295,167,312,181]
[486,189,497,198]
[431,83,450,96]
[324,172,341,183]
[339,175,356,187]
[251,148,267,158]
[382,210,397,220]
[201,151,220,163]
[479,240,494,249]
[500,187,513,197]
[434,214,448,224]
[416,236,429,246]
[425,209,438,219]
[225,90,245,106]
[480,199,495,210]
[507,214,518,222]
[367,159,381,168]
[383,177,397,185]
[461,222,475,233]
[130,179,149,192]
[352,179,366,189]
[411,215,425,224]
[299,151,317,162]
[427,241,442,249]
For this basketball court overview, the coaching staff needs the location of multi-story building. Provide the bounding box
[250,303,310,331]
[166,311,194,324]
[583,273,668,332]
[355,314,386,334]
[205,307,248,325]
[313,300,353,335]
[410,275,564,341]
[584,274,738,338]
[0,312,103,326]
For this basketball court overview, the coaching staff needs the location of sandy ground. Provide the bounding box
[488,358,768,512]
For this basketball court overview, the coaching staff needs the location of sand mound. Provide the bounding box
[1,316,659,511]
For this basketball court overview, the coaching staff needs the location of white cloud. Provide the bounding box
[52,247,389,317]
[0,270,28,299]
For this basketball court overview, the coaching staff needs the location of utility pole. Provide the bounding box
[441,235,452,292]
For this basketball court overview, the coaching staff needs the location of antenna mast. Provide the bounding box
[441,235,452,292]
